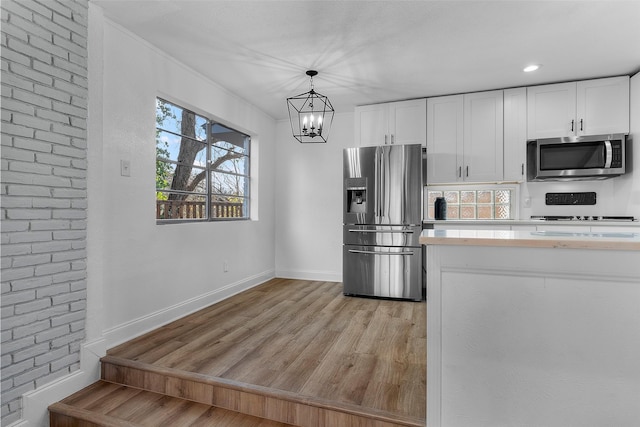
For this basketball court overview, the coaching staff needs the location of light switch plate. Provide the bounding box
[120,160,131,177]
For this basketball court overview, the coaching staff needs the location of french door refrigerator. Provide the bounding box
[343,144,423,301]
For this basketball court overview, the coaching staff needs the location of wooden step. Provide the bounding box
[100,356,422,427]
[49,380,296,427]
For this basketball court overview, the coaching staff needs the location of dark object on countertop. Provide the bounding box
[435,197,447,220]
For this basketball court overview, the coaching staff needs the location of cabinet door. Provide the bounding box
[463,90,504,182]
[388,99,427,146]
[576,76,630,136]
[503,88,527,182]
[354,104,387,146]
[527,82,576,139]
[426,95,463,184]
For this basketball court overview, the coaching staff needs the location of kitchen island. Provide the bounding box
[420,229,640,427]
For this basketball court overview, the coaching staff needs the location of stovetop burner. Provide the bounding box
[531,215,637,222]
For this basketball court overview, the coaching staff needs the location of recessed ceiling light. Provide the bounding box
[523,64,540,73]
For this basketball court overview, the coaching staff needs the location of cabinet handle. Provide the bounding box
[570,119,574,132]
[390,134,394,144]
[521,163,524,176]
[466,166,469,177]
[580,119,583,131]
[384,135,388,145]
[458,166,462,178]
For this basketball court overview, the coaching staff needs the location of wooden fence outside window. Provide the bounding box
[156,200,244,219]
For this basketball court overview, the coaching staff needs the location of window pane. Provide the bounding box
[496,205,511,219]
[155,130,207,195]
[477,205,493,219]
[428,191,443,205]
[211,172,246,197]
[427,188,513,221]
[461,205,476,219]
[156,159,206,194]
[156,192,207,220]
[156,161,175,191]
[155,98,251,222]
[496,190,511,204]
[461,191,476,203]
[477,191,493,203]
[211,195,247,219]
[156,99,207,141]
[157,131,207,164]
[213,153,248,175]
[211,123,249,155]
[444,191,459,204]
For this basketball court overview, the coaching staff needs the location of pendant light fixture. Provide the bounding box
[286,70,334,143]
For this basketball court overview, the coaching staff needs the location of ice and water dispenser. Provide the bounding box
[345,178,367,215]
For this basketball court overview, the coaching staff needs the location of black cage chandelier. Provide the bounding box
[287,70,334,143]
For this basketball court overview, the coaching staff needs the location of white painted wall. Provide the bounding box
[274,113,354,282]
[89,16,277,347]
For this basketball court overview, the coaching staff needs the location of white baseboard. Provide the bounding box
[275,269,342,283]
[18,338,106,427]
[103,270,275,348]
[12,271,275,427]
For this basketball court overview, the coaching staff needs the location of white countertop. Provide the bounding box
[422,219,640,227]
[420,228,640,250]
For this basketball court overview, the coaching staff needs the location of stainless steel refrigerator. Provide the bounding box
[343,144,423,301]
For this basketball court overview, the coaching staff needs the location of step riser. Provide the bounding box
[101,358,418,427]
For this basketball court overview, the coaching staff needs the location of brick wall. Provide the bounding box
[1,0,89,424]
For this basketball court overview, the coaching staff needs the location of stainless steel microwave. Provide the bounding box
[527,133,627,181]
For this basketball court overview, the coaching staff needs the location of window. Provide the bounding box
[426,186,515,220]
[155,98,250,221]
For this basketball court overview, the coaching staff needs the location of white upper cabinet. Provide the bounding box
[354,99,426,146]
[527,82,576,139]
[427,91,503,184]
[576,77,630,136]
[503,87,527,182]
[463,90,504,182]
[426,95,463,184]
[527,76,629,139]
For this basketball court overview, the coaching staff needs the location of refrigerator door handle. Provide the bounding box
[348,229,415,234]
[348,249,416,256]
[374,147,380,219]
[379,147,386,218]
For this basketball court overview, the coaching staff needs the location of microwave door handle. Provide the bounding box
[604,140,612,168]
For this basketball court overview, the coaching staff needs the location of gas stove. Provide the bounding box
[531,215,637,222]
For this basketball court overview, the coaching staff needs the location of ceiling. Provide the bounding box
[93,0,640,121]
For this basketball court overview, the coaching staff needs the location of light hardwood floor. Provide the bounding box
[105,278,426,424]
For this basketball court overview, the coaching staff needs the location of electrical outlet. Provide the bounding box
[223,261,229,272]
